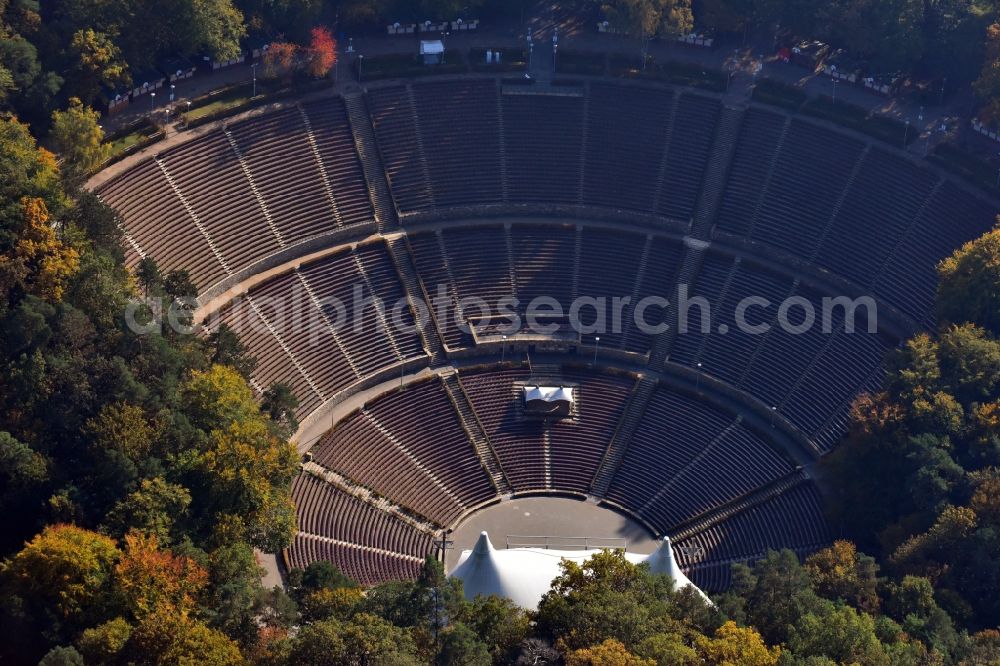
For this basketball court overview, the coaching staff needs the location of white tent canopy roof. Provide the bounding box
[523,385,574,404]
[449,532,709,609]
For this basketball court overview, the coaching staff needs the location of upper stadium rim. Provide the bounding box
[92,75,999,591]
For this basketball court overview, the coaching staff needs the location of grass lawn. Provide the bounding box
[183,92,254,121]
[107,130,147,157]
[104,119,164,164]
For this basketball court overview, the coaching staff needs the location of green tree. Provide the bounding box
[38,646,85,666]
[459,595,531,664]
[208,323,257,380]
[0,430,47,502]
[76,617,132,663]
[786,602,889,665]
[67,29,130,105]
[190,0,248,62]
[438,622,491,666]
[288,613,420,665]
[261,382,298,438]
[180,365,298,550]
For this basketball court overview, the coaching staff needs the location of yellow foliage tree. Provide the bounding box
[4,524,119,619]
[804,540,880,613]
[565,638,656,666]
[0,197,80,302]
[129,607,245,665]
[695,621,781,666]
[50,97,112,182]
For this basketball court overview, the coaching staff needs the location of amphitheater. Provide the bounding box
[94,76,998,592]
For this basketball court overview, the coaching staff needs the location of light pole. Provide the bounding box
[527,33,533,71]
[358,54,364,84]
[904,119,910,147]
[593,336,600,366]
[696,362,702,391]
[169,83,175,102]
[832,77,838,104]
[552,29,558,70]
[251,62,257,97]
[150,91,155,113]
[770,406,777,428]
[501,335,507,364]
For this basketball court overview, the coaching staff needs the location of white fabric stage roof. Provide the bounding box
[449,532,708,609]
[523,385,574,403]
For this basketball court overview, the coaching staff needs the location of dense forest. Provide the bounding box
[1,0,1000,663]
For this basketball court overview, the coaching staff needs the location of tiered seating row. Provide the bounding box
[292,473,433,558]
[458,367,634,494]
[371,81,722,220]
[606,386,794,532]
[300,98,375,226]
[287,534,424,587]
[714,108,997,327]
[98,158,223,289]
[583,82,673,212]
[309,378,496,525]
[668,250,893,453]
[410,80,503,207]
[548,370,635,493]
[210,241,426,417]
[459,368,545,492]
[98,97,373,293]
[367,86,433,211]
[873,179,998,326]
[672,482,829,591]
[409,224,685,354]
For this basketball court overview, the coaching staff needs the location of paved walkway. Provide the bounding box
[101,4,986,164]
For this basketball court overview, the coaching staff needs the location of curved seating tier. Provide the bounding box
[287,366,821,589]
[407,224,686,352]
[308,377,497,526]
[367,80,721,221]
[668,250,892,453]
[98,97,373,293]
[672,482,830,591]
[287,533,425,586]
[206,239,426,418]
[606,386,796,533]
[713,107,995,328]
[288,473,434,585]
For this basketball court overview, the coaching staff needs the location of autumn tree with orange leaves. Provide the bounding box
[305,26,336,78]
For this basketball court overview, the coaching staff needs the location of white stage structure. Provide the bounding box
[449,531,709,609]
